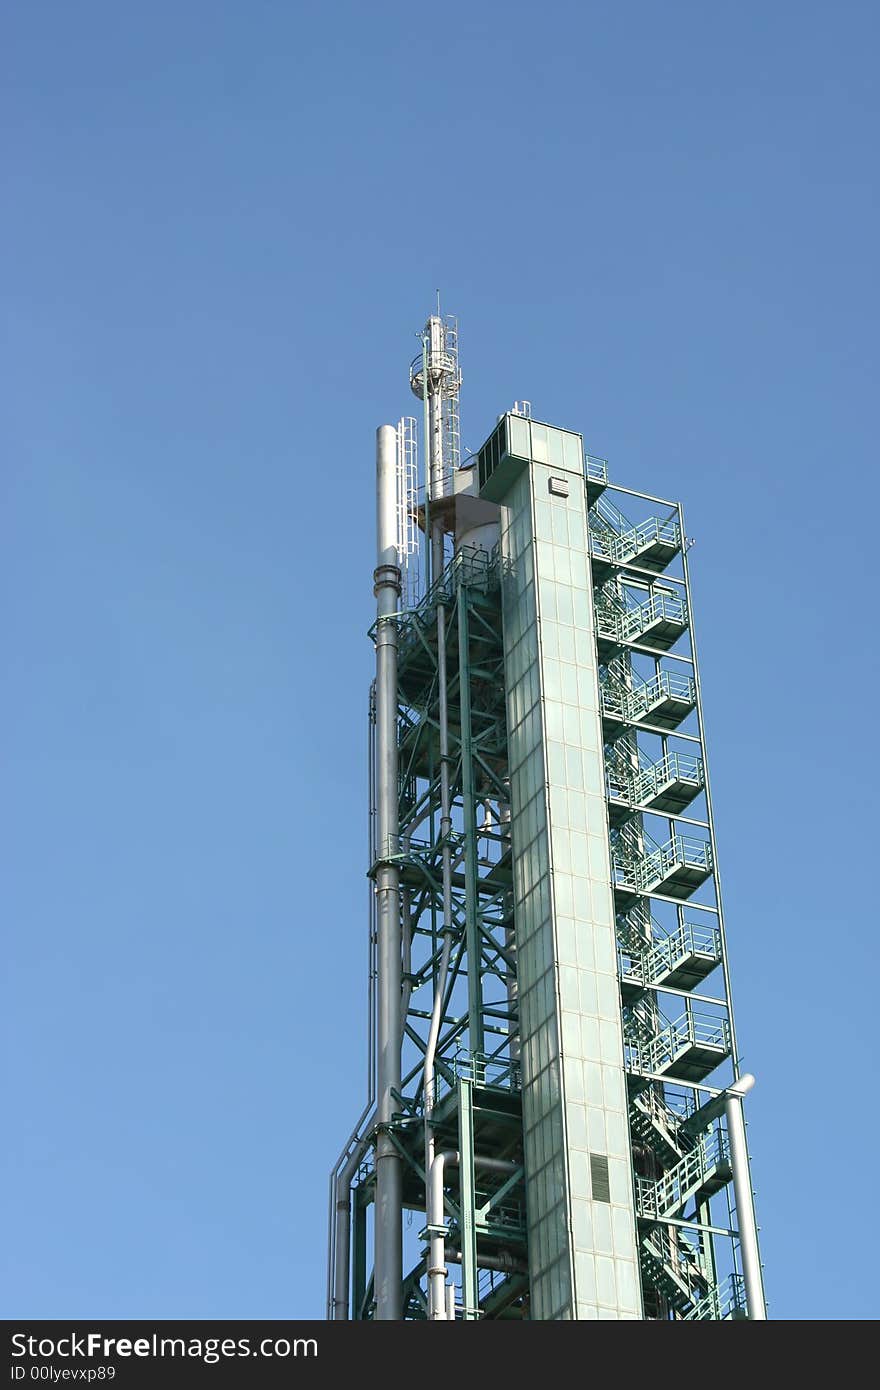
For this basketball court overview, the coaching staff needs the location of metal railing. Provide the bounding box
[589,527,615,563]
[641,1230,706,1306]
[635,1126,728,1221]
[455,1054,522,1091]
[621,920,722,989]
[597,589,686,647]
[600,669,697,726]
[435,1053,522,1104]
[634,751,703,806]
[638,669,696,715]
[631,1087,690,1151]
[374,828,464,867]
[598,591,688,645]
[391,543,502,632]
[621,592,688,644]
[682,1272,747,1321]
[585,453,609,486]
[615,517,681,564]
[613,833,713,894]
[626,1010,731,1076]
[591,516,682,568]
[592,491,628,531]
[608,751,704,809]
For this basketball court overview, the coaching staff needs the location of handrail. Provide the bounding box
[642,1230,706,1301]
[600,668,697,727]
[394,543,501,629]
[585,454,609,485]
[626,1010,731,1075]
[682,1272,747,1321]
[435,1053,522,1102]
[598,591,688,643]
[635,1126,728,1220]
[634,751,703,803]
[608,750,704,807]
[615,516,680,562]
[622,592,688,642]
[620,920,722,986]
[612,832,713,894]
[632,1086,690,1145]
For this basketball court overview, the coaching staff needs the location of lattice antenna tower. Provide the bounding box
[409,308,463,582]
[395,416,420,608]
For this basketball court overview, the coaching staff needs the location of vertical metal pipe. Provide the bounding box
[367,684,377,1101]
[427,1148,514,1322]
[374,424,403,1320]
[332,1136,370,1319]
[725,1074,767,1320]
[423,582,455,1320]
[421,335,432,593]
[429,390,445,582]
[422,346,455,1319]
[427,1149,459,1320]
[332,1164,352,1319]
[327,1102,374,1319]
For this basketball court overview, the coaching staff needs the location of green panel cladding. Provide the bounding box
[496,426,642,1319]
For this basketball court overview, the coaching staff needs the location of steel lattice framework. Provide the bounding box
[328,337,766,1322]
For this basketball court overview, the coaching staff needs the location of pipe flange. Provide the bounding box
[373,564,401,597]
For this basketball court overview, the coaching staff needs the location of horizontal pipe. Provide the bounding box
[447,1249,529,1276]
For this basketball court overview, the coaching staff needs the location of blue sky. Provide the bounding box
[2,1,877,1321]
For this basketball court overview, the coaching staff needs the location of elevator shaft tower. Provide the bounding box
[328,317,766,1321]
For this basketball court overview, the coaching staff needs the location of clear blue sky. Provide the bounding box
[3,1,877,1322]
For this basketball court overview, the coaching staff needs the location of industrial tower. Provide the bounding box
[328,314,766,1321]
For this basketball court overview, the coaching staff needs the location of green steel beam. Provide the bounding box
[476,1163,526,1224]
[457,583,484,1057]
[457,1076,479,1320]
[352,1184,368,1320]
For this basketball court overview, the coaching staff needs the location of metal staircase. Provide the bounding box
[589,496,682,574]
[599,666,697,735]
[587,469,762,1320]
[625,1009,731,1083]
[614,517,681,571]
[596,587,689,653]
[612,826,714,902]
[620,919,722,997]
[682,1272,748,1321]
[607,749,704,821]
[640,1230,708,1315]
[630,1087,690,1167]
[635,1126,731,1221]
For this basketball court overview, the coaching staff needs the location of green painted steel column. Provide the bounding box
[458,1075,479,1319]
[457,583,484,1059]
[353,1186,368,1320]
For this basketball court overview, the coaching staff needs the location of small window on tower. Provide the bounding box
[548,476,569,498]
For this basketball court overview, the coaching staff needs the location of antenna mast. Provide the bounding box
[409,309,462,585]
